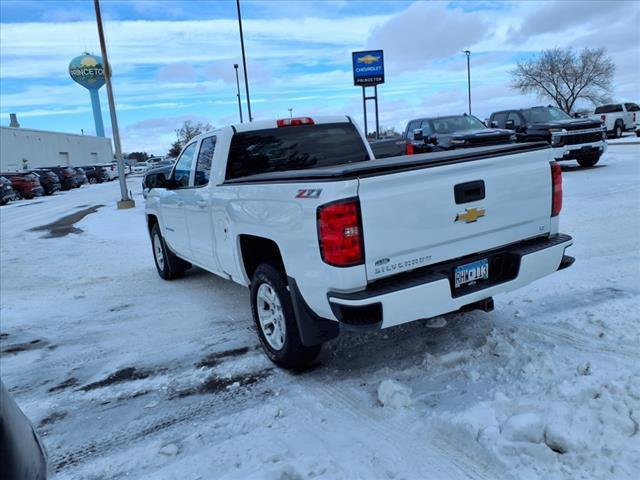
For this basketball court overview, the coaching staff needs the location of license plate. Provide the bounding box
[455,258,489,288]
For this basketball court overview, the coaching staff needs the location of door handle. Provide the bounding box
[196,200,208,208]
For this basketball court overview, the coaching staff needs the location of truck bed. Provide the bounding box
[222,142,550,184]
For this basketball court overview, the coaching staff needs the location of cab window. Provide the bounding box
[492,112,508,128]
[507,112,523,128]
[173,142,197,187]
[195,136,216,187]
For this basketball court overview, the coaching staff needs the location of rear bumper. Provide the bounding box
[552,140,606,160]
[327,234,573,329]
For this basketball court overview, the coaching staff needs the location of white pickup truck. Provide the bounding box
[590,102,639,138]
[145,116,574,369]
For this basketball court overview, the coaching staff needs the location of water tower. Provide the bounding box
[69,53,106,137]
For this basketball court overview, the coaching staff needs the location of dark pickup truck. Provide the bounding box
[489,106,606,168]
[370,114,515,158]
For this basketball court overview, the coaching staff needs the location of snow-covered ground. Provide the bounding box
[1,144,639,480]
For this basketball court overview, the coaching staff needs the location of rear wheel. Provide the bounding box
[14,191,22,200]
[150,223,190,280]
[250,263,321,369]
[577,154,600,168]
[89,177,97,184]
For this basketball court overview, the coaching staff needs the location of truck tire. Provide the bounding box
[251,263,321,370]
[614,123,623,138]
[577,154,600,168]
[150,223,190,280]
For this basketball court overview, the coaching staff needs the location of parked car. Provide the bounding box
[145,115,573,369]
[131,162,149,175]
[100,163,119,181]
[370,114,515,158]
[0,176,18,205]
[489,106,606,168]
[73,167,88,187]
[589,102,639,138]
[0,172,45,199]
[142,164,173,198]
[112,161,131,176]
[29,170,61,195]
[39,167,76,190]
[0,380,48,480]
[80,165,108,184]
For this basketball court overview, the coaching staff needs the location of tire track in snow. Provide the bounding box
[519,323,639,361]
[307,379,508,480]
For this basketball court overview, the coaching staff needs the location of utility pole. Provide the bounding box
[94,0,134,209]
[288,108,293,118]
[463,50,471,115]
[234,64,243,123]
[236,0,252,122]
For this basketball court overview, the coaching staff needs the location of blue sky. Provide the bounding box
[1,0,638,155]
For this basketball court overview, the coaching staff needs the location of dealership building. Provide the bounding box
[0,123,113,172]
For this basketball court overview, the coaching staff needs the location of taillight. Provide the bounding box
[551,162,562,217]
[600,114,606,122]
[317,198,364,267]
[406,143,414,155]
[277,117,314,127]
[633,113,636,123]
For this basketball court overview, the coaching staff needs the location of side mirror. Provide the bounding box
[413,128,424,141]
[505,119,515,130]
[490,120,499,128]
[155,172,179,189]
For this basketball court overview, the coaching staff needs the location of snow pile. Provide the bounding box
[445,365,640,479]
[377,379,412,408]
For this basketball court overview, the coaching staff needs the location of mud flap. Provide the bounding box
[287,277,339,346]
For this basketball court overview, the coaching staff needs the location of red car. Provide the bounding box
[0,172,45,199]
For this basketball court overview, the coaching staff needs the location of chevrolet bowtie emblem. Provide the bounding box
[455,207,486,223]
[357,54,380,64]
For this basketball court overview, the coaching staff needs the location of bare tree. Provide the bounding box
[175,120,212,146]
[511,48,614,113]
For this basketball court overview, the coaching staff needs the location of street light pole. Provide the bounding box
[463,50,471,115]
[234,64,243,123]
[236,0,252,122]
[288,108,293,118]
[94,0,134,209]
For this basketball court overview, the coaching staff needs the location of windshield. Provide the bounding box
[430,115,486,133]
[521,107,571,122]
[226,123,370,180]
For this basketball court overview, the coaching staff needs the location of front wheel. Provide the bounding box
[150,223,190,280]
[250,263,321,369]
[89,177,97,184]
[14,191,22,200]
[577,154,600,168]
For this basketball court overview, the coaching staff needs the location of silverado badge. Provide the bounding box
[455,207,485,223]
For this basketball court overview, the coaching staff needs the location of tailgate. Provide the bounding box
[358,147,554,281]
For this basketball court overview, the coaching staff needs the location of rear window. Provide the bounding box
[225,123,370,180]
[595,104,622,114]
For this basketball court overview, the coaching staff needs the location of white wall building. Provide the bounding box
[0,126,113,172]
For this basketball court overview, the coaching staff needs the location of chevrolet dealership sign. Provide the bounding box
[352,50,384,86]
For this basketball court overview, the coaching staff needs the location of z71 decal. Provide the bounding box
[295,189,323,199]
